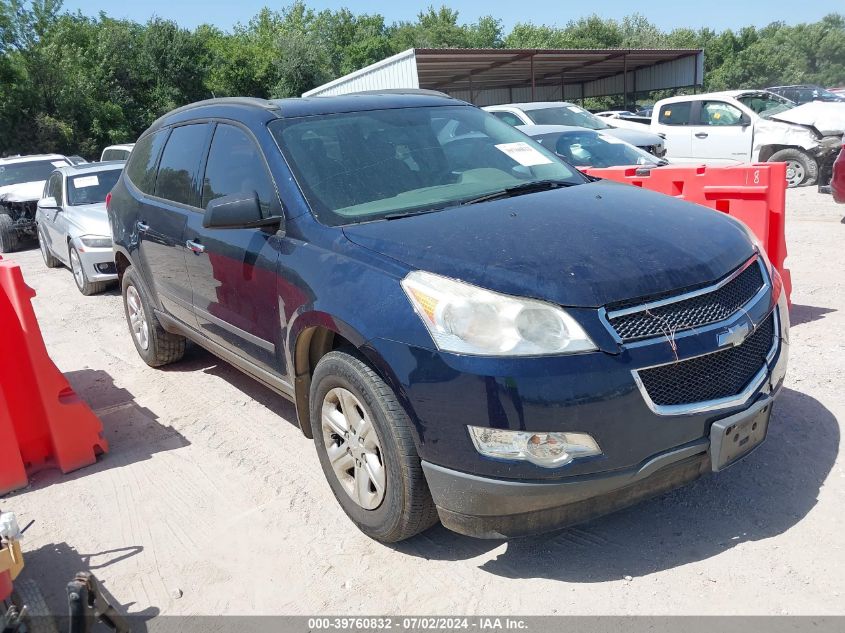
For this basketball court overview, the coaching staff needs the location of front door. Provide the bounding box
[688,100,753,164]
[654,101,694,162]
[183,122,284,374]
[137,122,213,326]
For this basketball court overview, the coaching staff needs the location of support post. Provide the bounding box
[530,54,536,101]
[623,54,628,110]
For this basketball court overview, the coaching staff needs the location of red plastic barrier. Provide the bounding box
[0,258,108,496]
[0,571,10,602]
[583,163,792,304]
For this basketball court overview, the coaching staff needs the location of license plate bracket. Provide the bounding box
[710,400,772,472]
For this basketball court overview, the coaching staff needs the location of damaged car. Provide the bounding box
[0,154,74,252]
[651,90,843,187]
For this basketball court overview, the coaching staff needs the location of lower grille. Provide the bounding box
[636,312,776,408]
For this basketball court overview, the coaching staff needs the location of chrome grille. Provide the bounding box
[636,313,775,408]
[607,259,765,342]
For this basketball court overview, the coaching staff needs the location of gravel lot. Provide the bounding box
[2,187,844,617]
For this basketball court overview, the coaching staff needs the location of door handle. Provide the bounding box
[695,132,709,139]
[186,240,205,254]
[137,221,150,232]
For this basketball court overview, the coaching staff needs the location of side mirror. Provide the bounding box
[202,192,283,231]
[39,196,59,210]
[739,113,752,127]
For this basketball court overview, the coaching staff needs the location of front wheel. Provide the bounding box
[310,350,438,542]
[769,148,818,187]
[0,213,19,253]
[69,245,108,295]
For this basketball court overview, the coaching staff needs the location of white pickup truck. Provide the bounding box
[650,90,844,187]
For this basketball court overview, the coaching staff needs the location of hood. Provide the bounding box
[603,127,663,147]
[770,101,845,136]
[342,181,754,308]
[0,180,46,202]
[66,203,110,235]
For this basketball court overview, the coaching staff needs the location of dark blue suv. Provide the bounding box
[108,93,789,542]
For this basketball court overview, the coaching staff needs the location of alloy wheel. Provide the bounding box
[69,248,85,290]
[321,387,386,510]
[125,285,150,350]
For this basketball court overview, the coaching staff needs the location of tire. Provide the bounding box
[37,226,61,268]
[68,244,108,295]
[0,213,19,253]
[769,148,818,187]
[310,349,438,542]
[121,265,185,367]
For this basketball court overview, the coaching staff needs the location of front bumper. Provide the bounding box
[74,243,118,282]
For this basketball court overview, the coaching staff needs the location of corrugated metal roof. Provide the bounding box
[304,47,704,101]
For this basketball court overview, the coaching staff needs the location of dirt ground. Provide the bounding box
[2,187,844,617]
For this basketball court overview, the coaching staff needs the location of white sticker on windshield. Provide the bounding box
[52,161,67,167]
[494,142,553,166]
[73,175,99,188]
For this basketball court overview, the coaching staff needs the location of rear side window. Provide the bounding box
[201,124,278,216]
[658,102,692,125]
[125,131,168,195]
[154,124,212,207]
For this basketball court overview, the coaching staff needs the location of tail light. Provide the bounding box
[105,192,111,210]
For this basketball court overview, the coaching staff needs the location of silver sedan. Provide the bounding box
[36,162,124,295]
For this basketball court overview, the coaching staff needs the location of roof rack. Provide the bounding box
[347,88,453,98]
[148,97,281,131]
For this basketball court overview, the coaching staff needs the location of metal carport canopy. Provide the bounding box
[303,47,704,104]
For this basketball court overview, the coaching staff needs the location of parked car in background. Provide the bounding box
[596,110,635,118]
[767,84,845,104]
[0,154,73,252]
[67,155,89,165]
[519,124,668,169]
[35,162,123,294]
[651,90,844,187]
[483,102,666,157]
[635,105,654,117]
[109,94,787,543]
[100,144,135,162]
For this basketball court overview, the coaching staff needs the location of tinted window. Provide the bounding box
[67,169,122,205]
[125,131,168,195]
[491,111,524,127]
[699,101,744,126]
[658,102,692,125]
[154,124,212,207]
[526,105,609,130]
[102,149,129,161]
[202,124,278,217]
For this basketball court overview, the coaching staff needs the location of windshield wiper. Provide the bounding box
[383,207,446,221]
[460,180,581,206]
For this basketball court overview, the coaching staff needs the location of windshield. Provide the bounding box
[0,159,68,187]
[67,168,122,205]
[736,93,795,119]
[537,131,659,168]
[524,105,609,130]
[270,105,585,226]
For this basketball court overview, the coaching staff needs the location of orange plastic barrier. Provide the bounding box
[0,257,108,496]
[583,163,792,304]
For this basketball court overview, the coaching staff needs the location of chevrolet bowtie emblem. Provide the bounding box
[718,321,752,348]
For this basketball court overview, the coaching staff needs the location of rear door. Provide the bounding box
[653,101,694,162]
[137,122,213,326]
[183,122,284,373]
[688,100,752,164]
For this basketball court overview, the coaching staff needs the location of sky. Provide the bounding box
[61,0,841,33]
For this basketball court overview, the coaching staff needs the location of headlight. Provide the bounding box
[79,235,112,248]
[468,426,602,468]
[401,270,596,356]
